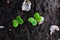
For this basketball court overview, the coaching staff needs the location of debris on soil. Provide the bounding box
[0,26,4,29]
[22,0,31,11]
[50,25,59,35]
[38,16,44,25]
[0,0,60,40]
[6,0,10,4]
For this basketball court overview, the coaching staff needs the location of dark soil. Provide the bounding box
[0,0,60,40]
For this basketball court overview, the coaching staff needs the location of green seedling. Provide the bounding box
[38,16,44,25]
[13,20,18,28]
[28,17,37,26]
[34,12,42,22]
[16,16,24,25]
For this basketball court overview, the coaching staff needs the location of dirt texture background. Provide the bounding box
[0,0,60,40]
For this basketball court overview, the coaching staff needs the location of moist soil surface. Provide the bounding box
[0,0,60,40]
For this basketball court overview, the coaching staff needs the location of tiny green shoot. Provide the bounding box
[12,20,18,28]
[16,16,24,25]
[34,12,42,22]
[28,17,37,26]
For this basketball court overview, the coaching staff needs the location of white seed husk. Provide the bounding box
[22,0,31,11]
[50,25,59,35]
[0,26,4,29]
[38,16,44,25]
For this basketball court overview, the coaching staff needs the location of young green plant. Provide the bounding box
[34,12,44,25]
[28,17,37,26]
[13,20,18,28]
[16,16,24,25]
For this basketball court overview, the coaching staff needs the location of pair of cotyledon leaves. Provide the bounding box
[13,16,23,28]
[13,12,44,28]
[28,12,44,26]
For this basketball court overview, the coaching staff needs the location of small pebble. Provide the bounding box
[22,0,31,11]
[0,26,4,29]
[58,39,60,40]
[6,0,10,4]
[9,29,12,31]
[50,25,59,35]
